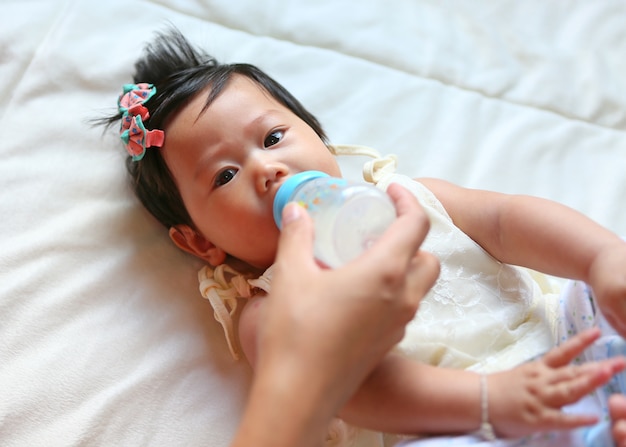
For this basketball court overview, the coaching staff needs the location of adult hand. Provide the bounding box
[231,183,439,447]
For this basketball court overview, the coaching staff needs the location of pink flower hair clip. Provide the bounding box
[117,83,164,161]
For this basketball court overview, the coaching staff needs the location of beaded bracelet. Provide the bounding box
[475,374,496,441]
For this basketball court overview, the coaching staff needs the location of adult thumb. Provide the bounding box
[275,202,315,266]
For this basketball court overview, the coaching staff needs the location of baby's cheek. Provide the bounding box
[244,232,280,269]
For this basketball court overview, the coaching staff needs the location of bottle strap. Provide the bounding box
[198,264,257,360]
[329,143,398,184]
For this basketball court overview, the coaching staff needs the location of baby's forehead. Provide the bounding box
[166,76,291,141]
[208,74,283,110]
[209,76,302,125]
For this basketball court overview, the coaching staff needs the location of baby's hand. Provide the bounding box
[488,328,626,438]
[589,243,626,337]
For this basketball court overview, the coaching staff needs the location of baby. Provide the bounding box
[103,29,626,446]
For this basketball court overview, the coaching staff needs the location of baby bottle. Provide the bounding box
[273,170,396,268]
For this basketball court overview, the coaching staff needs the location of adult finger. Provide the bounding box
[403,250,440,316]
[274,202,316,270]
[365,183,431,268]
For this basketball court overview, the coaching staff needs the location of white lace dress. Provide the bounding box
[375,173,559,373]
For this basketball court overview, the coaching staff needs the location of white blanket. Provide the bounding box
[1,1,625,446]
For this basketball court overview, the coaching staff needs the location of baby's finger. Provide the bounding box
[546,360,626,407]
[542,328,601,368]
[533,408,599,432]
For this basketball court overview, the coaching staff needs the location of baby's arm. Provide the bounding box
[338,328,624,438]
[240,298,625,437]
[419,177,626,335]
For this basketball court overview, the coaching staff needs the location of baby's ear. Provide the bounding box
[169,225,227,266]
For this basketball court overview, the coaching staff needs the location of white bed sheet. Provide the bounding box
[1,1,625,446]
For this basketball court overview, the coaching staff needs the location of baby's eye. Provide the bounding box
[215,168,237,187]
[264,130,284,148]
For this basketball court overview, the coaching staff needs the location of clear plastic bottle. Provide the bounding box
[273,170,396,268]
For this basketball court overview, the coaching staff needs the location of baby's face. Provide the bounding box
[162,75,341,269]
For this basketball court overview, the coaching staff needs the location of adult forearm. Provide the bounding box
[231,363,334,447]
